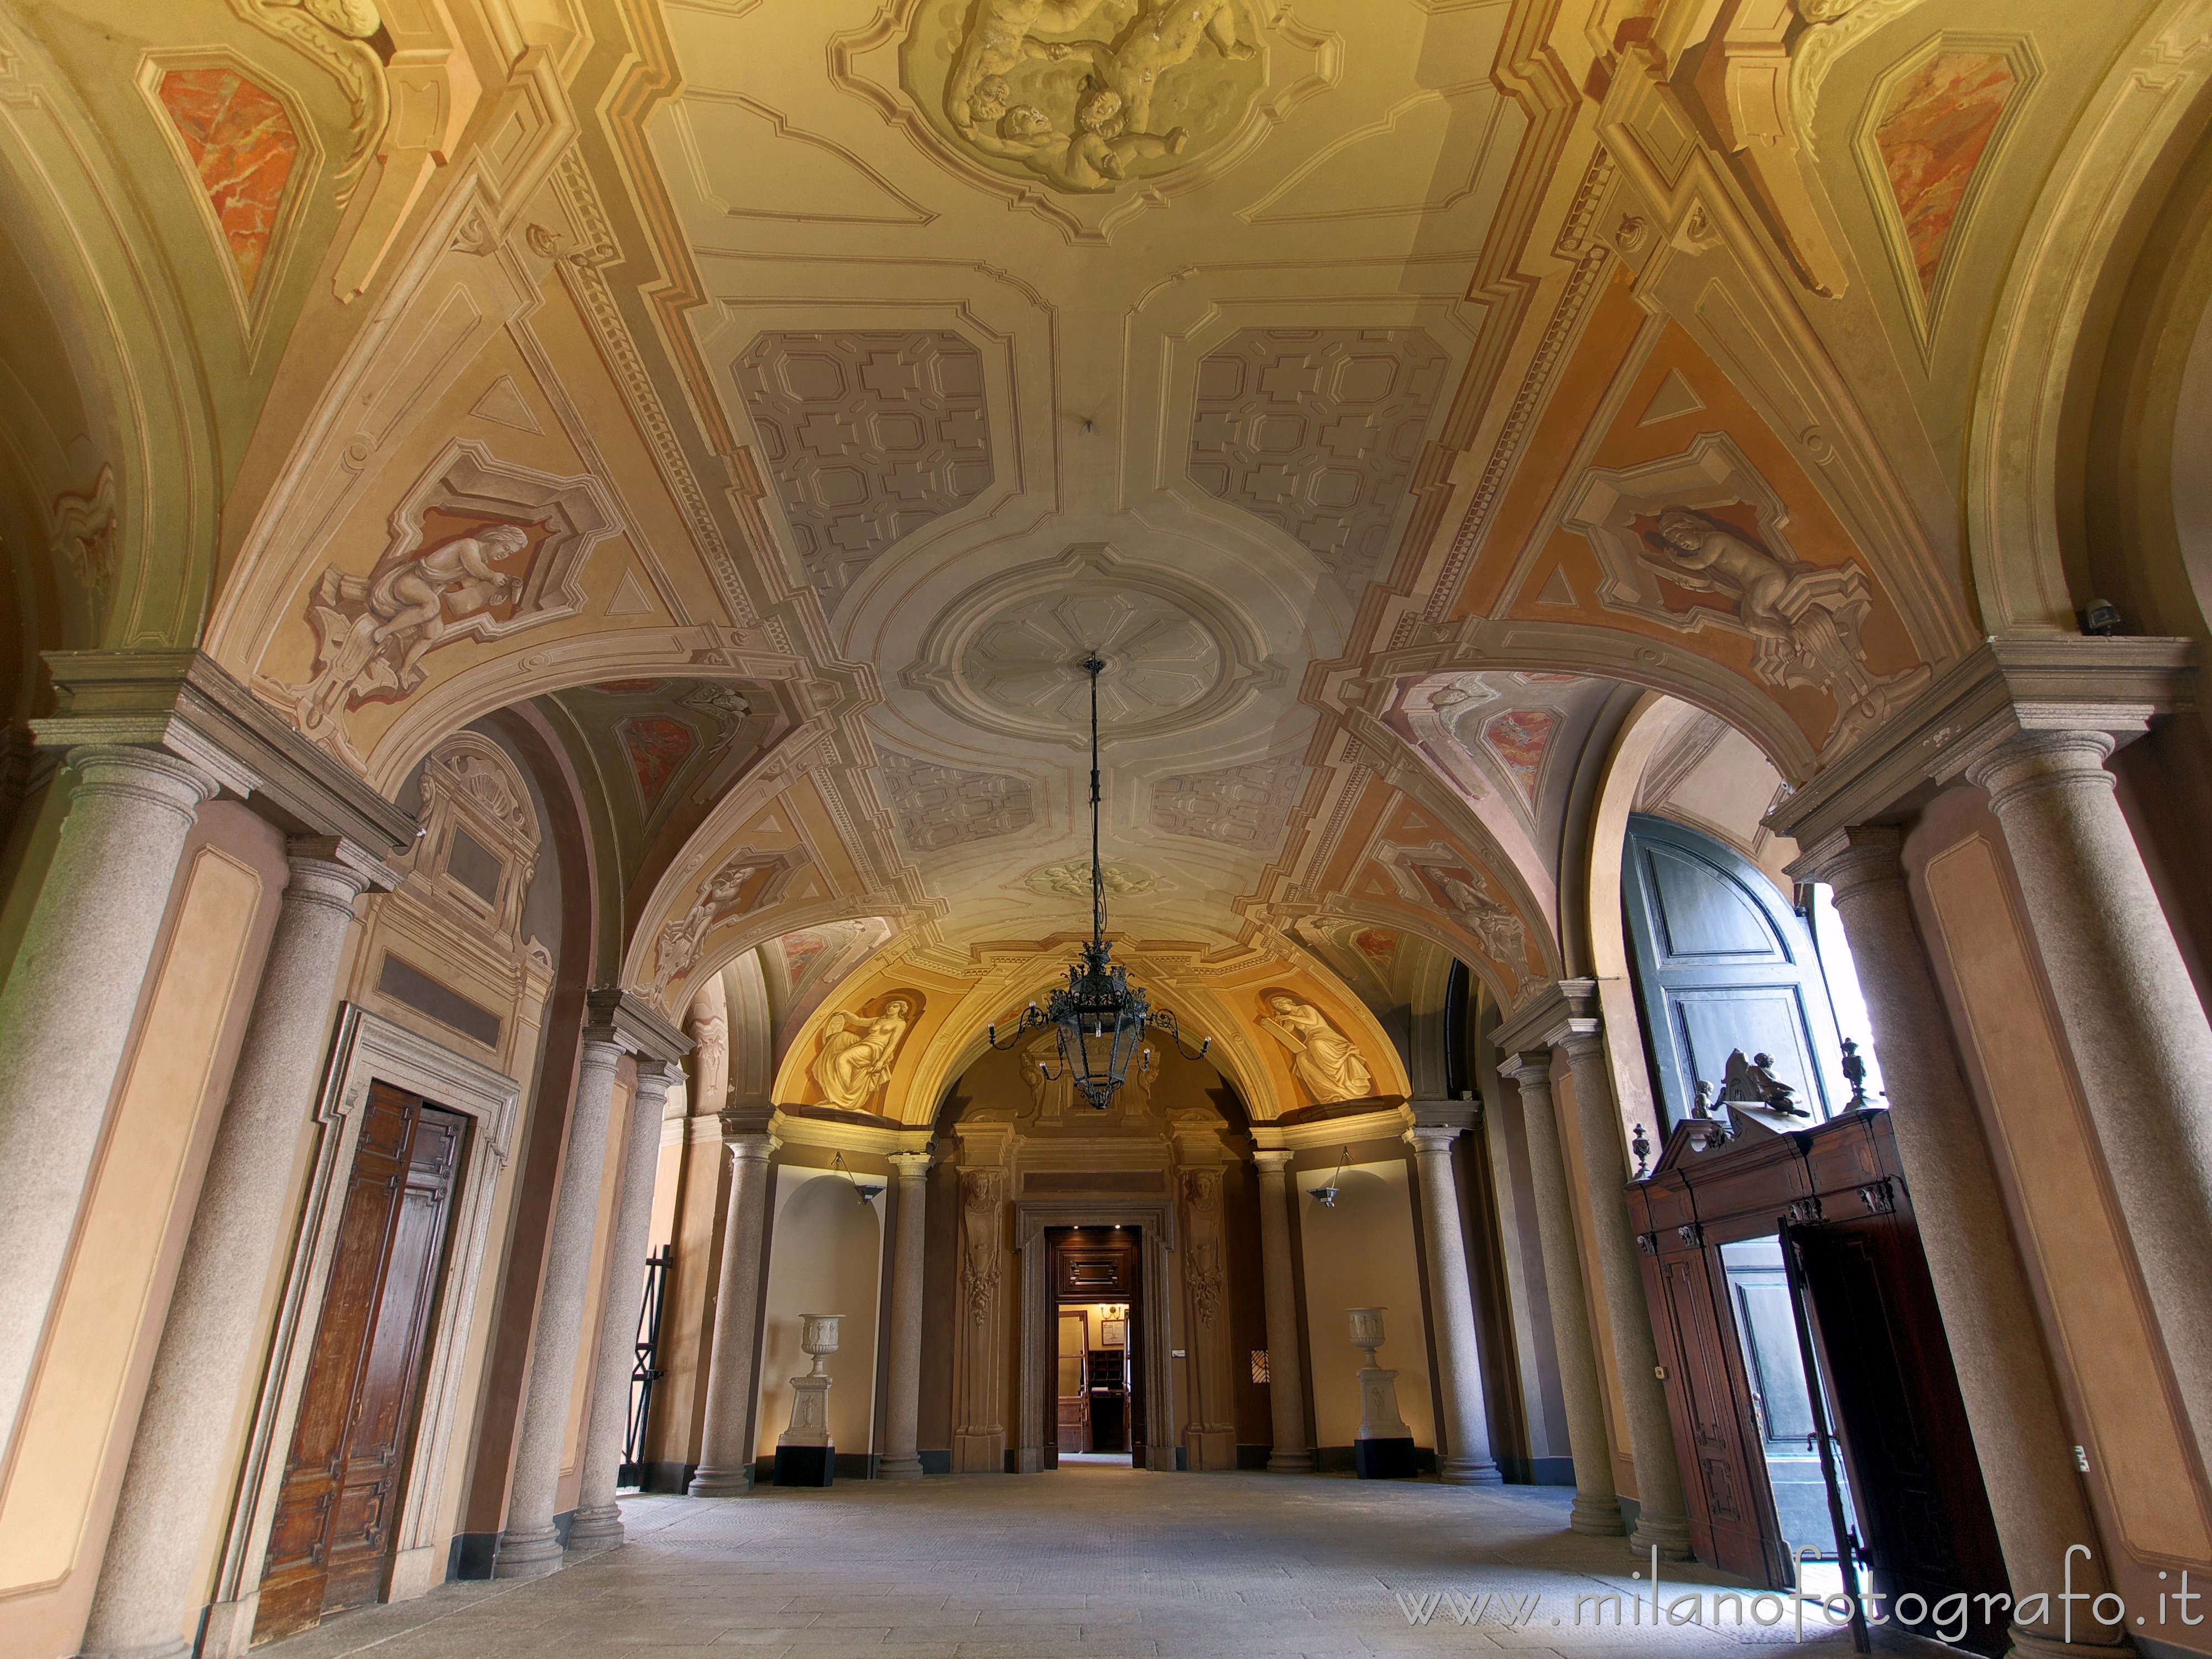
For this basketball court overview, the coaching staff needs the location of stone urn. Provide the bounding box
[774,1313,842,1487]
[1348,1306,1415,1479]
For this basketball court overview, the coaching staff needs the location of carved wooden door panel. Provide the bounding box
[1796,1221,2008,1653]
[253,1086,463,1644]
[319,1104,463,1613]
[1655,1249,1780,1582]
[1056,1311,1089,1453]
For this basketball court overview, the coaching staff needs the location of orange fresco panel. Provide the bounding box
[1875,53,2015,301]
[1453,267,1649,620]
[158,67,300,295]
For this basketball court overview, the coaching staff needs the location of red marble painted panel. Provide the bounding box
[1481,708,1557,806]
[1874,51,2015,302]
[779,929,829,985]
[617,716,695,810]
[157,67,300,295]
[593,678,666,694]
[1354,927,1399,968]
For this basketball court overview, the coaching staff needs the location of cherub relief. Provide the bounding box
[1055,0,1257,135]
[1639,507,1926,750]
[296,522,532,737]
[961,81,1186,192]
[945,0,1115,128]
[1259,992,1373,1104]
[811,995,915,1111]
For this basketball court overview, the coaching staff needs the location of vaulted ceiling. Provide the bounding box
[13,0,2180,1118]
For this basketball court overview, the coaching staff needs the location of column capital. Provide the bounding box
[286,833,401,894]
[583,985,692,1063]
[1788,824,1904,895]
[1251,1147,1292,1176]
[632,1058,679,1106]
[1964,728,2120,816]
[1404,1124,1460,1157]
[1498,1048,1553,1088]
[35,649,417,856]
[1492,978,1604,1055]
[888,1149,933,1180]
[1767,635,2191,849]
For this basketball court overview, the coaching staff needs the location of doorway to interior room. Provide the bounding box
[1048,1225,1143,1466]
[253,1084,467,1644]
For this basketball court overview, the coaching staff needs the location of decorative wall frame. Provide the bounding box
[200,1006,520,1656]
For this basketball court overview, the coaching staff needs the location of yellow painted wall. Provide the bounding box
[755,1168,882,1462]
[1293,1159,1435,1451]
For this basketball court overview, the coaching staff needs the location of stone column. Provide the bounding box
[1251,1150,1313,1473]
[686,1124,775,1495]
[1404,1126,1502,1484]
[1497,1052,1624,1536]
[1804,826,2126,1655]
[877,1149,932,1480]
[1968,731,2212,1468]
[1558,1021,1691,1558]
[494,1037,624,1577]
[77,848,372,1659]
[568,1060,678,1551]
[0,745,220,1439]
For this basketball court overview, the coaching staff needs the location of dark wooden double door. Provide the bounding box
[255,1083,465,1644]
[1631,1110,2009,1652]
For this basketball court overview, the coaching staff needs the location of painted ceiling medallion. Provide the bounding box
[904,545,1281,747]
[900,0,1271,195]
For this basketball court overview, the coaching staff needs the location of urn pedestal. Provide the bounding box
[1349,1307,1416,1480]
[773,1313,839,1488]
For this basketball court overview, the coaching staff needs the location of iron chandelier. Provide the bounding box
[987,655,1209,1109]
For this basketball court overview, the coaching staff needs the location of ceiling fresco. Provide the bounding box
[82,0,2163,1113]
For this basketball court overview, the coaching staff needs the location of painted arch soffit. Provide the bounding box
[765,938,1412,1128]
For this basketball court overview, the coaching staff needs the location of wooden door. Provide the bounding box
[1721,1238,1837,1563]
[1796,1222,2008,1653]
[255,1086,464,1644]
[1623,814,1844,1131]
[1047,1230,1145,1466]
[1648,1249,1779,1580]
[1056,1311,1089,1453]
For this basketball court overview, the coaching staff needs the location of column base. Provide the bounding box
[686,1464,754,1497]
[1630,1510,1694,1561]
[1438,1457,1505,1484]
[492,1526,566,1578]
[1568,1494,1627,1535]
[566,1506,625,1552]
[877,1455,925,1480]
[1265,1451,1314,1474]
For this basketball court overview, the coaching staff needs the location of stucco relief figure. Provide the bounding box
[295,523,531,739]
[1021,1029,1073,1121]
[811,996,914,1111]
[1638,507,1927,751]
[1260,993,1374,1104]
[1436,869,1526,966]
[1181,1166,1225,1326]
[944,0,1114,128]
[959,1168,1004,1322]
[651,854,761,998]
[961,81,1187,192]
[1055,0,1256,135]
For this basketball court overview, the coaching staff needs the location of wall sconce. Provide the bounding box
[833,1151,884,1206]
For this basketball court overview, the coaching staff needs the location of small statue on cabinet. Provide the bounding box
[1720,1048,1811,1117]
[1841,1037,1870,1109]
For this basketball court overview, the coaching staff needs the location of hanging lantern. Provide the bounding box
[988,656,1208,1107]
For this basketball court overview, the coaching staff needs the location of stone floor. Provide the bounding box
[258,1468,1945,1659]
